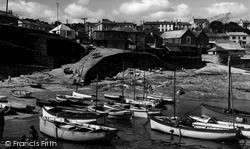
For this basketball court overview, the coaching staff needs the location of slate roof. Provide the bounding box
[50,24,73,32]
[144,21,174,25]
[226,32,248,36]
[213,40,245,51]
[161,30,188,39]
[165,44,197,53]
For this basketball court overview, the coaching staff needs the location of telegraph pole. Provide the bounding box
[6,0,8,16]
[56,3,59,22]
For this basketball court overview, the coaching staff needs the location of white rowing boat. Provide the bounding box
[40,116,118,143]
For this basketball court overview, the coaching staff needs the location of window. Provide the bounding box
[232,36,236,39]
[243,37,246,40]
[186,36,191,44]
[99,33,104,38]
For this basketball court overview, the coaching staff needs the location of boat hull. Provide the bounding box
[150,116,241,141]
[130,107,162,118]
[42,107,106,125]
[39,117,117,143]
[11,90,32,98]
[201,104,250,124]
[104,94,123,101]
[72,91,92,99]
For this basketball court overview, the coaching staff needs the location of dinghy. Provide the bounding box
[42,106,107,125]
[104,94,124,101]
[40,116,118,143]
[88,104,133,120]
[11,90,32,98]
[0,96,8,102]
[72,91,92,99]
[0,101,35,113]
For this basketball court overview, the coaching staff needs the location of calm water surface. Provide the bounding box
[3,91,250,149]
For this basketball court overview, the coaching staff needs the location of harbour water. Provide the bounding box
[3,91,250,149]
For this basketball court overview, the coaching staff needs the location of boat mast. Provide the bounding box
[143,70,146,100]
[228,55,231,112]
[122,62,125,97]
[95,74,98,111]
[173,68,176,118]
[134,69,136,101]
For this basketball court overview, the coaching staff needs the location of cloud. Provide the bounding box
[78,0,89,5]
[7,0,56,22]
[64,3,105,21]
[148,4,191,20]
[114,0,191,21]
[205,2,247,17]
[118,0,171,15]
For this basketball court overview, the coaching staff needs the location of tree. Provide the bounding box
[209,21,223,33]
[223,22,242,32]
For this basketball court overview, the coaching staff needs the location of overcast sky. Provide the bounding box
[1,0,249,24]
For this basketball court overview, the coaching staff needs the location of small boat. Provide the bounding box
[42,106,107,125]
[36,98,91,108]
[11,90,32,98]
[131,106,162,118]
[190,115,250,138]
[147,94,174,104]
[125,98,158,108]
[103,104,133,120]
[150,116,243,141]
[72,91,92,99]
[87,104,133,120]
[104,94,124,101]
[40,116,118,143]
[0,96,8,102]
[56,94,91,102]
[0,101,35,113]
[29,83,43,88]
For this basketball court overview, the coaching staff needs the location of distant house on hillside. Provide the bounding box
[143,21,175,32]
[92,30,126,50]
[18,18,54,32]
[208,40,245,57]
[238,20,250,30]
[49,24,76,39]
[189,18,209,29]
[175,21,191,30]
[112,27,146,51]
[161,29,196,45]
[206,32,229,42]
[96,19,136,31]
[193,30,209,54]
[0,10,18,25]
[226,32,250,47]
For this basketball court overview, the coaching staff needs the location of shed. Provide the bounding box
[49,24,76,39]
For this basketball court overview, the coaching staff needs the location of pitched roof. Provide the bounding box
[161,29,188,39]
[214,41,245,51]
[112,26,138,32]
[226,32,248,36]
[176,22,191,26]
[206,32,229,38]
[193,31,202,37]
[50,24,73,32]
[144,21,174,25]
[193,18,209,23]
